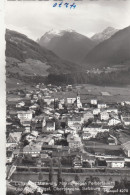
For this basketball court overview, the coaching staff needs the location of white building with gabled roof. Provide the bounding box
[122,141,130,157]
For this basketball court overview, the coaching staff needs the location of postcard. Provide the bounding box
[3,0,130,195]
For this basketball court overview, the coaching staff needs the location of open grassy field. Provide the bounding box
[6,81,130,103]
[118,131,130,144]
[53,84,130,103]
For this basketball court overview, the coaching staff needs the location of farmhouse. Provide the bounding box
[67,133,82,149]
[122,141,130,157]
[108,118,121,126]
[100,111,109,121]
[17,110,33,122]
[7,132,22,148]
[106,158,125,168]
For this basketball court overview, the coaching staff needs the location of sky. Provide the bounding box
[5,0,130,41]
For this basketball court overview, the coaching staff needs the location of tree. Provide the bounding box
[49,161,54,183]
[55,119,61,130]
[38,172,43,181]
[57,163,62,186]
[75,174,80,182]
[109,177,113,183]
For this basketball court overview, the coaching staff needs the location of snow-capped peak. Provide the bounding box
[102,27,116,34]
[91,26,118,43]
[39,29,77,46]
[47,29,63,36]
[47,29,76,36]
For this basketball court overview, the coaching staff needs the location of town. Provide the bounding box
[6,83,130,195]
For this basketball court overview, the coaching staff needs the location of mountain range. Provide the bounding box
[6,29,81,74]
[5,26,130,87]
[91,27,118,44]
[83,25,130,68]
[38,29,96,63]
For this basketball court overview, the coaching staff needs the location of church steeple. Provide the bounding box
[76,91,82,108]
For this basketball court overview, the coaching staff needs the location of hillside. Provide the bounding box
[6,29,80,75]
[6,29,82,88]
[83,26,130,69]
[38,29,96,63]
[6,28,130,87]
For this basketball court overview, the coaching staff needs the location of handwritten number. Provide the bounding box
[70,3,76,9]
[59,2,63,8]
[53,2,77,9]
[53,3,57,7]
[64,3,69,8]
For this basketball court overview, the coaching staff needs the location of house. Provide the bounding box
[107,137,116,145]
[32,115,45,123]
[121,113,130,126]
[72,155,82,168]
[82,124,109,139]
[97,102,107,109]
[109,111,119,119]
[21,120,31,131]
[108,118,121,126]
[100,111,109,121]
[26,93,32,98]
[32,121,42,132]
[83,111,94,122]
[93,108,100,115]
[70,122,82,131]
[42,136,54,146]
[32,94,38,100]
[122,141,130,157]
[90,99,97,105]
[106,157,125,168]
[25,134,37,143]
[25,131,38,143]
[124,101,130,105]
[53,131,63,141]
[29,103,40,111]
[16,101,25,108]
[23,142,42,157]
[13,148,20,158]
[38,154,51,167]
[123,118,130,126]
[81,153,95,168]
[6,132,22,148]
[96,158,107,168]
[59,99,65,104]
[67,133,82,149]
[17,111,33,122]
[67,97,76,104]
[54,112,61,119]
[6,150,14,164]
[106,108,118,114]
[43,119,55,131]
[65,126,76,134]
[82,132,94,140]
[31,131,39,137]
[58,102,64,109]
[68,115,83,130]
[43,97,54,105]
[100,125,109,132]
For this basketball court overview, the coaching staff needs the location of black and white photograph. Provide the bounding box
[5,0,130,194]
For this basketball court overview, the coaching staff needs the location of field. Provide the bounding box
[83,140,123,156]
[52,84,130,103]
[11,171,130,183]
[117,131,130,144]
